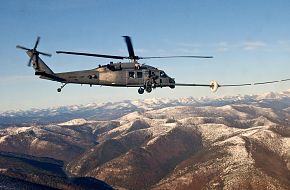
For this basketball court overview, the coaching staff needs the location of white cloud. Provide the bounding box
[175,48,201,54]
[117,39,290,55]
[214,42,230,52]
[177,43,201,48]
[277,40,290,52]
[175,41,269,53]
[242,41,267,51]
[277,40,290,45]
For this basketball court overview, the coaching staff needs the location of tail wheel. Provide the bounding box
[57,83,67,93]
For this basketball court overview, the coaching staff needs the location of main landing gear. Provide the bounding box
[138,87,144,94]
[145,86,152,93]
[57,83,67,92]
[138,80,153,94]
[138,86,152,94]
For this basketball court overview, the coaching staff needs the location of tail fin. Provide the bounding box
[26,51,54,74]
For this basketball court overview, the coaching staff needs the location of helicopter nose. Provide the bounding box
[169,78,175,89]
[169,78,175,84]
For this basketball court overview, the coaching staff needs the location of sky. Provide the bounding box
[1,0,290,112]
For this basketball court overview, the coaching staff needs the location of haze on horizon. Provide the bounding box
[1,0,290,112]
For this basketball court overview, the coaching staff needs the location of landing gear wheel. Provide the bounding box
[138,87,144,94]
[145,86,152,93]
[57,83,67,93]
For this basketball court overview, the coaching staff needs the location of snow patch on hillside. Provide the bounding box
[0,135,8,143]
[131,98,171,110]
[59,118,89,126]
[15,127,32,133]
[119,112,142,124]
[197,124,239,143]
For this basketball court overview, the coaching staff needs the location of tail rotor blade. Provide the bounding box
[39,51,52,57]
[17,36,52,67]
[34,36,40,49]
[16,45,30,51]
[27,56,33,67]
[35,55,39,68]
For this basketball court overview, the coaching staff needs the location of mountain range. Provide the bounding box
[0,89,289,189]
[1,89,289,126]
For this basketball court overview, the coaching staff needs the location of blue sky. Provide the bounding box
[1,0,290,112]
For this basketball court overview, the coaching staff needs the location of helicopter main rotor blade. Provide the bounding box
[139,55,213,59]
[56,51,127,59]
[123,36,136,59]
[56,36,213,61]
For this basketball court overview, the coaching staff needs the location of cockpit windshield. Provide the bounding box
[160,71,168,78]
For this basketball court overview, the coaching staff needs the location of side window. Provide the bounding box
[129,71,135,78]
[137,72,142,78]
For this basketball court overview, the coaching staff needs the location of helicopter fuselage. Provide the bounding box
[19,36,219,94]
[37,62,176,93]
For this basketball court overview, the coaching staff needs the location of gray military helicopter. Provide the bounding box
[17,36,289,94]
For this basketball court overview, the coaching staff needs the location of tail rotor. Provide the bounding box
[16,37,52,67]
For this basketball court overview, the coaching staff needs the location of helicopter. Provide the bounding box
[16,36,289,94]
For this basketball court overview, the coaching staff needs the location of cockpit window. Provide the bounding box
[160,71,168,78]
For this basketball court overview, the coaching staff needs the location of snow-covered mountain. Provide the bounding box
[65,94,290,189]
[0,89,289,189]
[1,89,290,126]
